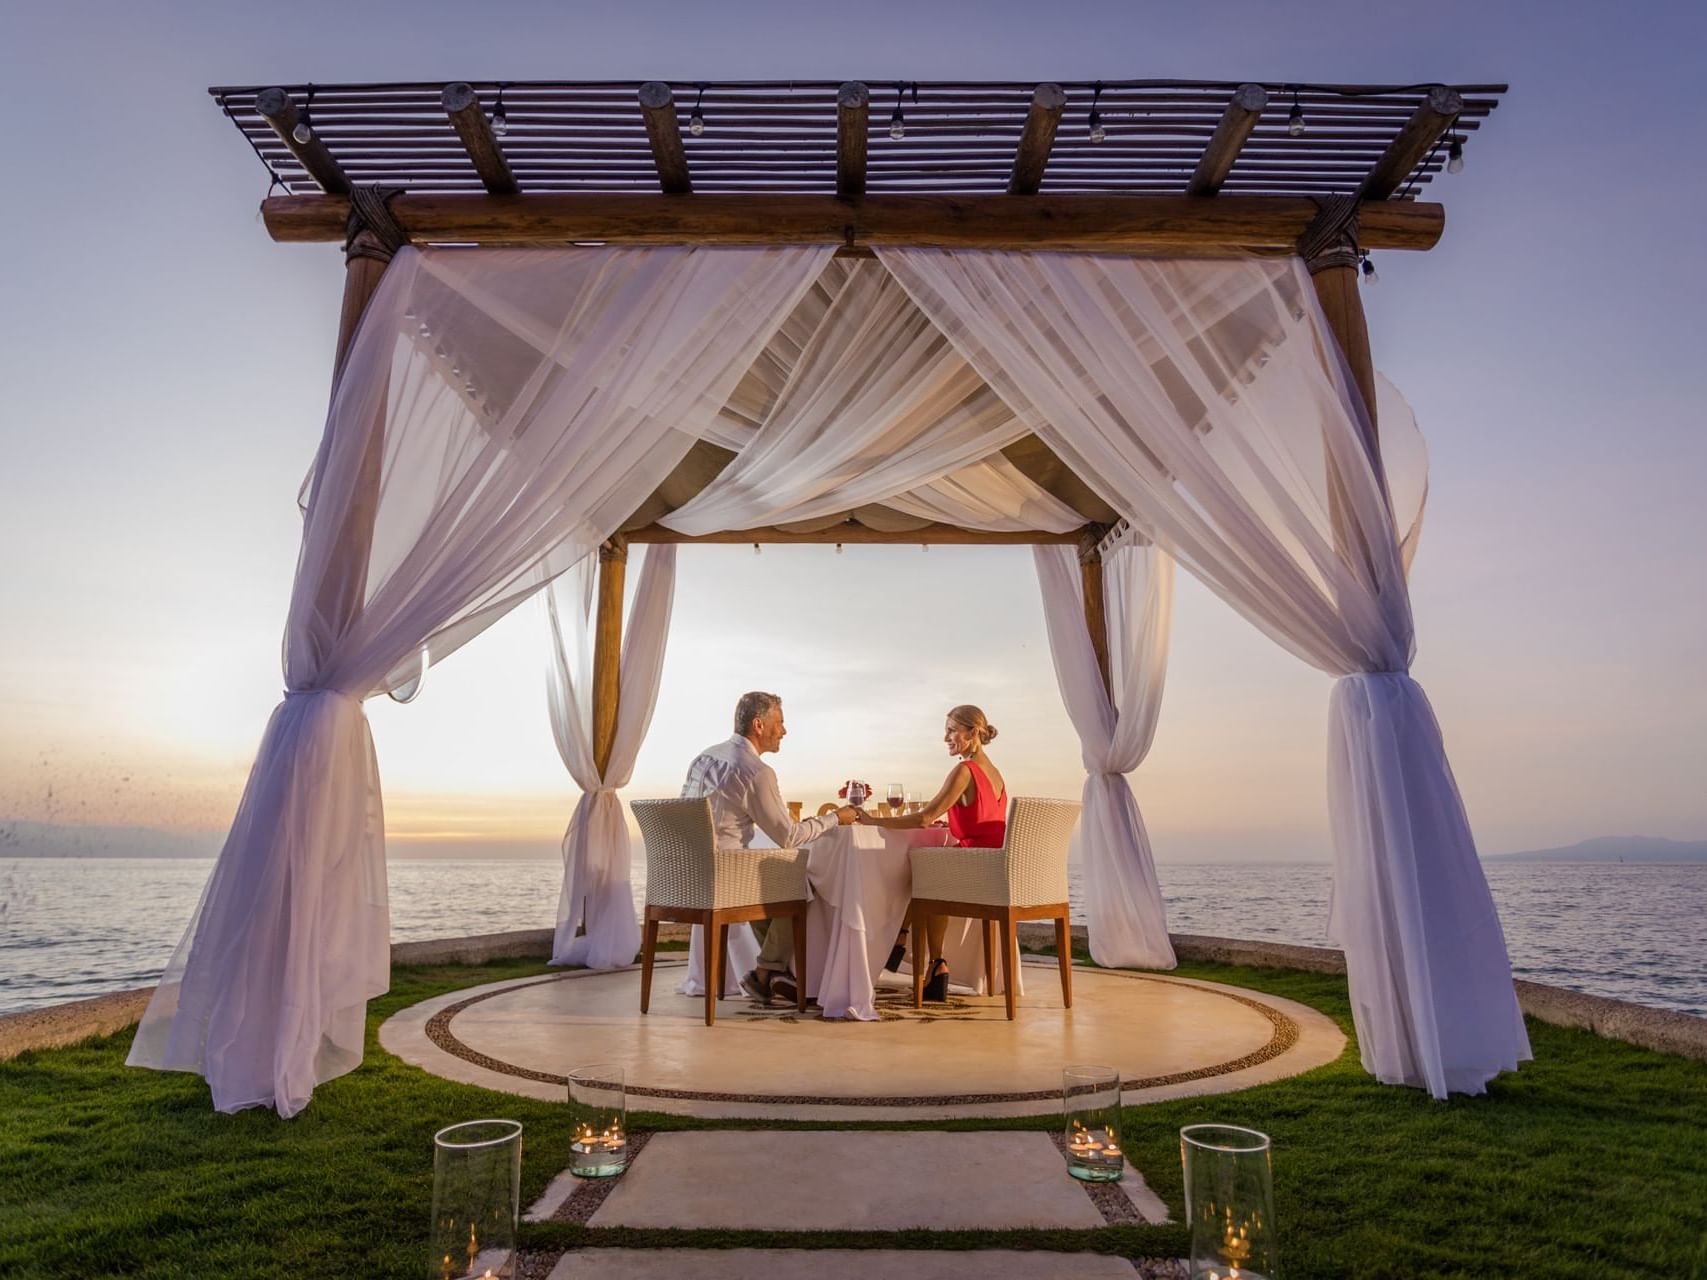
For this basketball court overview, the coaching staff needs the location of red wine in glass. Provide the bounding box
[887,784,905,812]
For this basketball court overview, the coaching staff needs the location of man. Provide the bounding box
[681,691,857,1004]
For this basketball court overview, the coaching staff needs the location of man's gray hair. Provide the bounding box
[733,691,782,736]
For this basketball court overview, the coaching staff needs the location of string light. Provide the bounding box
[1360,253,1378,285]
[491,84,509,137]
[689,84,706,137]
[291,88,315,145]
[1287,88,1305,138]
[1446,136,1464,174]
[1087,82,1106,145]
[889,83,907,140]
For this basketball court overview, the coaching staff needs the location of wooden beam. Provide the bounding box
[440,82,518,195]
[591,537,627,779]
[1311,263,1379,454]
[1358,86,1462,201]
[638,82,692,194]
[261,193,1447,252]
[627,522,1086,545]
[836,82,869,199]
[254,88,350,194]
[1008,83,1066,195]
[1185,83,1267,197]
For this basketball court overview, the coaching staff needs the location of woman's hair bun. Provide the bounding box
[981,723,999,744]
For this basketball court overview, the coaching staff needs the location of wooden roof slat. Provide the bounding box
[837,82,869,199]
[440,83,518,195]
[1008,84,1067,195]
[638,82,692,194]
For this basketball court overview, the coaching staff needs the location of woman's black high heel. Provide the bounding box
[923,957,951,1003]
[886,927,909,974]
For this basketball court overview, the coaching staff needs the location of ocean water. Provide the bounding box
[1,857,1704,1018]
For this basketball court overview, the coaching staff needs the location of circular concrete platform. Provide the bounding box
[380,958,1344,1120]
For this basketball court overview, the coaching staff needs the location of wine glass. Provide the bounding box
[907,791,921,815]
[887,783,905,814]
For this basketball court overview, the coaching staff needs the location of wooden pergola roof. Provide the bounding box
[210,78,1503,201]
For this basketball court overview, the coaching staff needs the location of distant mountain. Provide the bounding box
[0,820,220,859]
[1487,836,1707,864]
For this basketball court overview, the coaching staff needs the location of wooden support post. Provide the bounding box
[836,82,869,199]
[1079,528,1112,697]
[1186,84,1268,197]
[591,537,628,779]
[639,82,692,194]
[1008,83,1066,195]
[441,82,519,195]
[1311,260,1379,452]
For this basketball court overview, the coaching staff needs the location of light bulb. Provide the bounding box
[689,108,705,137]
[1361,257,1378,286]
[491,107,508,137]
[291,120,313,145]
[889,110,905,140]
[1088,111,1106,144]
[1287,103,1305,137]
[1446,139,1464,174]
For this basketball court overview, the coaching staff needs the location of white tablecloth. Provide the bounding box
[680,823,1022,1020]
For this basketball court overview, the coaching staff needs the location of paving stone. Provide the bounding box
[587,1131,1112,1231]
[546,1248,1145,1279]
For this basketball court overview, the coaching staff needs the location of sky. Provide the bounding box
[1,0,1703,864]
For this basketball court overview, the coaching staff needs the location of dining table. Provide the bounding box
[679,821,1022,1020]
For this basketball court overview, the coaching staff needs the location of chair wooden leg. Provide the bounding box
[999,911,1018,1020]
[640,913,660,1014]
[983,918,997,997]
[911,905,927,1009]
[1054,911,1073,1009]
[791,904,808,1012]
[704,916,721,1027]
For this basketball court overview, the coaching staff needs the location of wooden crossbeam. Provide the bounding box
[626,522,1086,545]
[440,83,518,195]
[837,82,869,199]
[1358,86,1462,200]
[261,192,1446,251]
[1186,83,1268,197]
[1008,83,1066,195]
[638,82,692,194]
[254,88,350,194]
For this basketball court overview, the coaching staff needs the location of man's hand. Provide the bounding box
[835,805,860,826]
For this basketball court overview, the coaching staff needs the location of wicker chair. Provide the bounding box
[907,797,1080,1019]
[631,798,810,1026]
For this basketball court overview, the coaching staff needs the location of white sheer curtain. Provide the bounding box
[128,244,835,1116]
[884,248,1528,1097]
[667,258,1080,536]
[1035,541,1176,970]
[544,545,676,969]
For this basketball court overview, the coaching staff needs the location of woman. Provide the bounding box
[859,704,1006,1001]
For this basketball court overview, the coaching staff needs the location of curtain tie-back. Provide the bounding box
[281,688,361,703]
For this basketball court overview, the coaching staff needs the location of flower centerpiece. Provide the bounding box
[838,779,872,807]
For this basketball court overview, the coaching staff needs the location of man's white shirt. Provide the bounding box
[681,734,837,850]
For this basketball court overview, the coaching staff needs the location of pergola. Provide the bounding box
[129,76,1525,1117]
[216,76,1501,765]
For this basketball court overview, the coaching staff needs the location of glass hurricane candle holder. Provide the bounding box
[1062,1065,1124,1182]
[567,1064,628,1179]
[1180,1124,1277,1280]
[428,1119,522,1280]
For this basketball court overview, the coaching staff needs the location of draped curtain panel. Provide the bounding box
[545,545,677,969]
[128,245,835,1116]
[1034,542,1177,970]
[882,248,1528,1097]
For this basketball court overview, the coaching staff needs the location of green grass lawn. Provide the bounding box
[2,957,1704,1278]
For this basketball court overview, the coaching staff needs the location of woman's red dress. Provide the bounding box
[947,757,1007,848]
